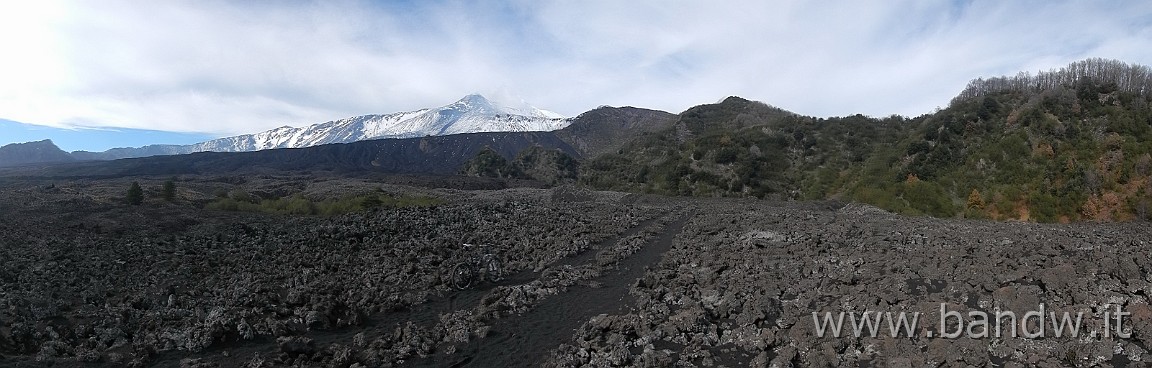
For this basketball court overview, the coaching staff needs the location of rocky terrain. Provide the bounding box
[0,174,1150,367]
[548,201,1152,367]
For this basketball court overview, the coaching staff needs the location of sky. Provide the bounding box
[1,1,1151,152]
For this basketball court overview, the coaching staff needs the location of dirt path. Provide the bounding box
[407,214,690,367]
[363,210,675,343]
[150,210,674,367]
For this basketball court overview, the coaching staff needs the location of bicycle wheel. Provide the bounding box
[485,257,502,282]
[451,263,474,289]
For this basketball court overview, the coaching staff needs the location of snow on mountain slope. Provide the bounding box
[81,95,570,158]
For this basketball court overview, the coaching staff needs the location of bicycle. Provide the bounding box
[450,243,503,289]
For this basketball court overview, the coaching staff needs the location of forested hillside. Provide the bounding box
[571,58,1152,222]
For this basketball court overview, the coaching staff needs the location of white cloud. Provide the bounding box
[0,0,1150,137]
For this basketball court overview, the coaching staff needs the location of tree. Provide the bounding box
[966,189,986,210]
[126,181,144,205]
[902,180,955,217]
[161,178,177,202]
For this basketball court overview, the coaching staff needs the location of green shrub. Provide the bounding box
[205,191,444,216]
[901,180,956,217]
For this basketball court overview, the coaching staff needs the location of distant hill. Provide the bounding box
[456,106,678,185]
[553,106,678,157]
[0,140,76,167]
[577,58,1152,222]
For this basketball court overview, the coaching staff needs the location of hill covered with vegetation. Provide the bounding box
[566,58,1152,222]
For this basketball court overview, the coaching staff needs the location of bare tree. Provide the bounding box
[951,58,1152,105]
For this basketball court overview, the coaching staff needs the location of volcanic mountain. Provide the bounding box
[0,139,75,167]
[70,94,569,160]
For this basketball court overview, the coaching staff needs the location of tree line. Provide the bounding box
[952,58,1152,104]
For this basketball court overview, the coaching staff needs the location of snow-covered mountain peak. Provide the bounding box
[456,93,494,106]
[439,93,562,119]
[88,94,573,158]
[442,94,500,115]
[486,91,566,119]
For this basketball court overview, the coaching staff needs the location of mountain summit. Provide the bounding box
[0,139,76,167]
[72,94,570,160]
